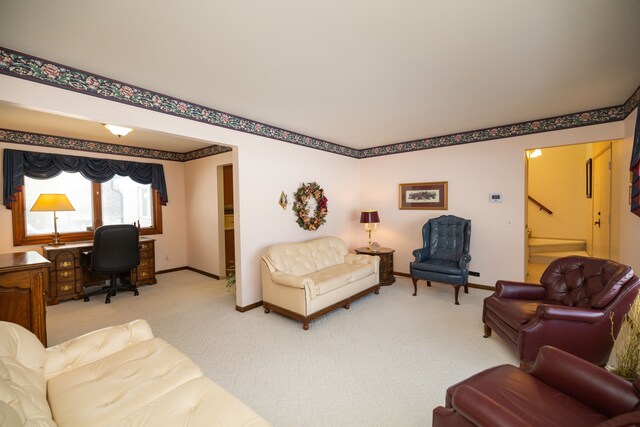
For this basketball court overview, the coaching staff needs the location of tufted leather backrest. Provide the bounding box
[540,256,634,308]
[0,321,54,425]
[263,236,349,276]
[424,215,471,261]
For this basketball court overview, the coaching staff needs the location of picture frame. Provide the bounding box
[586,158,592,198]
[399,181,448,210]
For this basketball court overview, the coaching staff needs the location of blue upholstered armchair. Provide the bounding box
[410,215,472,305]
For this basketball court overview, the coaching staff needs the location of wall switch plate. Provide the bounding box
[489,193,502,203]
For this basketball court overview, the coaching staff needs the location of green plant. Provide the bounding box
[611,293,640,379]
[226,263,236,291]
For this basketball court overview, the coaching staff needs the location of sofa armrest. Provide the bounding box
[535,305,605,324]
[44,319,155,380]
[449,385,530,427]
[412,247,430,262]
[345,253,380,274]
[495,280,546,299]
[270,272,312,289]
[458,254,472,269]
[529,346,640,417]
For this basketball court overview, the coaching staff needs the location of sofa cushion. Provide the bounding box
[47,338,203,427]
[264,243,317,276]
[110,377,270,427]
[305,266,351,298]
[307,237,348,270]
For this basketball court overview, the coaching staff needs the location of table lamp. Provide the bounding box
[30,194,75,245]
[360,210,380,250]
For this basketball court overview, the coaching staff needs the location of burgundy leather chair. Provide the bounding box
[433,346,640,427]
[483,256,640,367]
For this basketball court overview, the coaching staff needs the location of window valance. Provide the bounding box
[3,149,168,207]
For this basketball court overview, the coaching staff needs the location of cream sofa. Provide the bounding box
[0,320,270,427]
[261,236,380,329]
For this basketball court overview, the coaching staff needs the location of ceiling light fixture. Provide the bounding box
[103,124,133,137]
[527,148,542,159]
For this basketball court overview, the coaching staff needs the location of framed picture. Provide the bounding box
[586,158,592,198]
[399,181,448,210]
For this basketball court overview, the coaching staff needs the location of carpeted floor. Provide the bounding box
[47,270,517,427]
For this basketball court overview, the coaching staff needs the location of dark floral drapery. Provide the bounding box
[3,149,168,207]
[630,111,640,217]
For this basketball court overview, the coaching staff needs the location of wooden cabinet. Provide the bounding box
[0,251,50,345]
[355,247,396,286]
[43,238,156,305]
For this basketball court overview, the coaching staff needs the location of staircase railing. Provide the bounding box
[528,196,553,215]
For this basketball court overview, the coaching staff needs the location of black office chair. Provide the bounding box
[82,224,140,304]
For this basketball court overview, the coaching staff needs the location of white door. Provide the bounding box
[592,147,611,259]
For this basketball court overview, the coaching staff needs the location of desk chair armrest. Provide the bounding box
[44,319,154,380]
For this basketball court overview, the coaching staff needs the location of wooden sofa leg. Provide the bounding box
[264,305,271,314]
[483,324,492,338]
[412,277,418,296]
[427,281,432,287]
[302,322,309,330]
[454,286,460,305]
[464,284,469,293]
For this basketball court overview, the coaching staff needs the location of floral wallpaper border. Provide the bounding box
[1,46,638,160]
[0,129,231,162]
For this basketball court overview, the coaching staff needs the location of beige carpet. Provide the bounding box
[46,270,517,427]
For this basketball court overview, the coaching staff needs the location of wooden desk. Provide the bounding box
[42,238,156,305]
[355,247,396,286]
[0,251,50,345]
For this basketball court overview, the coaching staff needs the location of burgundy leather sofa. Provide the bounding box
[483,256,640,367]
[433,346,640,427]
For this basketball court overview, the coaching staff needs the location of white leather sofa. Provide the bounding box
[0,320,270,427]
[261,236,380,329]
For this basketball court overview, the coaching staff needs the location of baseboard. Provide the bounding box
[156,266,189,275]
[184,266,221,280]
[393,271,495,290]
[236,301,263,312]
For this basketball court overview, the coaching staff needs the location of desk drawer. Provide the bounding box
[0,270,30,288]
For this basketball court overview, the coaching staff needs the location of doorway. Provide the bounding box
[525,141,613,282]
[222,164,235,277]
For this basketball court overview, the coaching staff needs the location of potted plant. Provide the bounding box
[226,263,236,291]
[610,293,640,380]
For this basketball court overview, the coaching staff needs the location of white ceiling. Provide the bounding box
[1,0,639,151]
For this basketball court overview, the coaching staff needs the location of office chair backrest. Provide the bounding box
[92,224,140,273]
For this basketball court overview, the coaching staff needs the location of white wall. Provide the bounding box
[527,143,588,240]
[184,151,233,276]
[358,122,625,287]
[0,141,188,271]
[0,75,361,307]
[1,75,636,305]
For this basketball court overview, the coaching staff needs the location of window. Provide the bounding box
[12,173,162,246]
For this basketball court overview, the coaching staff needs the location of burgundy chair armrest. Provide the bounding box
[494,280,546,299]
[450,385,530,427]
[596,412,640,427]
[536,304,605,324]
[529,346,640,417]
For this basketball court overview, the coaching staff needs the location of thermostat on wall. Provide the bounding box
[489,193,503,203]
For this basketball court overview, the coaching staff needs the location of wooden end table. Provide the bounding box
[355,247,395,286]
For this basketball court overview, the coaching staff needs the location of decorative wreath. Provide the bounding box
[293,182,328,231]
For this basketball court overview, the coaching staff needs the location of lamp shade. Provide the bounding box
[360,210,380,224]
[104,124,133,137]
[30,194,75,212]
